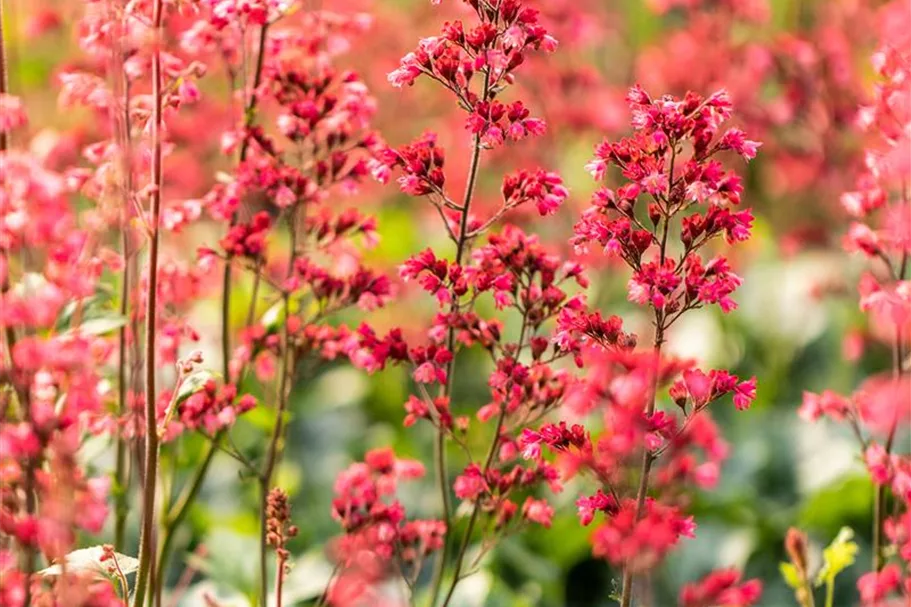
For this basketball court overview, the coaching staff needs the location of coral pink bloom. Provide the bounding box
[680,569,763,607]
[857,564,902,605]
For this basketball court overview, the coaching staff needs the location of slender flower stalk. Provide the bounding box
[111,0,135,552]
[427,70,491,607]
[259,287,295,605]
[621,144,672,607]
[221,22,270,380]
[439,313,530,607]
[381,4,565,603]
[0,0,8,153]
[265,488,297,607]
[619,336,663,607]
[153,20,274,599]
[872,277,908,571]
[133,0,165,602]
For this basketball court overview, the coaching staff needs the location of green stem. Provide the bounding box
[438,316,529,607]
[438,408,506,607]
[274,555,286,607]
[153,434,220,604]
[113,18,134,553]
[259,208,298,607]
[0,0,8,152]
[259,297,291,606]
[114,250,131,551]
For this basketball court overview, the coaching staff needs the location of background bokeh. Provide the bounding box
[5,0,906,605]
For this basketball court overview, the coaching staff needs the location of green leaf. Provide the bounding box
[176,370,222,405]
[55,296,98,331]
[260,297,302,332]
[271,552,334,604]
[815,527,858,587]
[779,562,802,590]
[54,284,117,331]
[69,315,128,336]
[39,546,139,578]
[799,476,873,535]
[243,404,279,433]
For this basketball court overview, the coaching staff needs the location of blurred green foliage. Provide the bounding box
[22,0,893,605]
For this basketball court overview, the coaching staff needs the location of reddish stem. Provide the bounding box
[427,69,491,607]
[133,0,164,602]
[620,167,674,607]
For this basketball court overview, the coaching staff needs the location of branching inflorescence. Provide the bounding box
[796,4,910,605]
[7,0,909,607]
[520,85,761,607]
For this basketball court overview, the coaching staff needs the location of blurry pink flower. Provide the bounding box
[453,464,487,500]
[521,498,554,527]
[857,564,901,605]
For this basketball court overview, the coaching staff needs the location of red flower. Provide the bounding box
[679,569,762,607]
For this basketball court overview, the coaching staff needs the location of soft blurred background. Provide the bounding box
[5,0,906,605]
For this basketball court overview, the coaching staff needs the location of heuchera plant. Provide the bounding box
[4,0,907,606]
[343,1,578,603]
[523,86,761,607]
[4,0,391,605]
[793,3,910,606]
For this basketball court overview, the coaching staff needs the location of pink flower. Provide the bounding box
[590,499,696,572]
[719,128,761,160]
[682,369,712,408]
[0,94,27,132]
[865,443,894,485]
[403,395,429,427]
[585,156,608,180]
[412,362,438,384]
[518,429,543,460]
[857,564,901,605]
[732,377,757,410]
[453,464,487,500]
[576,490,618,526]
[798,390,852,422]
[680,569,762,607]
[521,498,554,527]
[501,168,568,216]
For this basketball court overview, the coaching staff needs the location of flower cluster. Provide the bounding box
[2,3,399,606]
[169,378,256,437]
[799,6,911,602]
[589,498,696,572]
[217,211,272,260]
[265,488,299,578]
[679,568,763,607]
[517,86,760,606]
[0,57,126,607]
[387,0,557,96]
[7,0,904,604]
[327,447,444,601]
[352,0,593,602]
[575,86,757,315]
[636,0,870,228]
